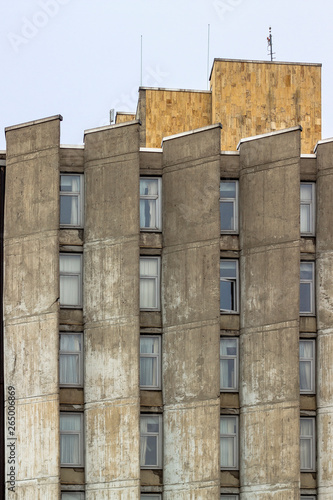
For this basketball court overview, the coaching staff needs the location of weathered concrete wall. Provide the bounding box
[4,116,61,499]
[239,128,301,498]
[162,124,221,498]
[316,140,333,499]
[211,59,321,154]
[84,121,141,498]
[142,89,212,148]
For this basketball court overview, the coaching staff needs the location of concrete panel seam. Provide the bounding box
[164,399,220,411]
[85,397,139,409]
[84,235,139,249]
[4,312,58,326]
[239,158,300,174]
[240,240,300,255]
[84,316,139,329]
[162,239,220,254]
[163,481,220,491]
[84,153,139,168]
[240,320,299,335]
[5,147,60,163]
[163,156,220,173]
[86,480,140,490]
[14,394,59,405]
[4,230,59,245]
[240,400,300,412]
[163,318,219,332]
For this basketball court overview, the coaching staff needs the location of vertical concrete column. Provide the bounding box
[162,124,221,499]
[239,127,301,499]
[4,116,62,499]
[84,122,141,499]
[315,140,333,499]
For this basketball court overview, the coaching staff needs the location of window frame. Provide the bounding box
[140,256,161,311]
[300,417,316,472]
[299,339,315,394]
[60,412,84,467]
[300,261,315,316]
[220,179,239,234]
[220,415,239,470]
[140,335,161,390]
[300,182,315,236]
[59,332,84,388]
[61,492,85,500]
[300,496,316,500]
[220,495,239,500]
[60,173,84,228]
[220,259,239,314]
[140,177,162,231]
[59,253,83,308]
[140,414,163,469]
[141,495,162,500]
[220,337,239,392]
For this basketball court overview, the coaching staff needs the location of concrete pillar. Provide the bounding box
[315,139,333,499]
[4,116,62,499]
[84,122,141,499]
[239,127,301,499]
[162,124,221,498]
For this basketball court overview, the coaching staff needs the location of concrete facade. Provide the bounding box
[0,58,331,500]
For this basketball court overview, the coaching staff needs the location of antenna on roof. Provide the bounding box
[207,24,210,90]
[267,26,275,61]
[140,35,143,86]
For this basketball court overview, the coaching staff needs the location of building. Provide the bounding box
[1,59,332,499]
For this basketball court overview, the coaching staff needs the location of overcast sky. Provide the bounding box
[1,0,332,150]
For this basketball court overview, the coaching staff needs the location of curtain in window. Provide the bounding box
[140,338,159,386]
[60,255,81,306]
[299,341,313,392]
[60,334,81,384]
[220,339,237,389]
[140,416,159,466]
[61,493,83,500]
[140,259,158,309]
[300,419,313,469]
[60,414,81,465]
[140,179,158,229]
[60,176,80,225]
[220,417,236,468]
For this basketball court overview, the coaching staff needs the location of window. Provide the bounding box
[300,182,315,235]
[60,413,84,467]
[140,257,160,310]
[140,177,162,231]
[300,417,315,471]
[220,415,238,469]
[220,260,239,313]
[140,415,162,468]
[140,336,161,389]
[61,493,84,500]
[220,180,238,233]
[300,340,315,394]
[300,496,316,500]
[141,496,162,500]
[60,254,83,308]
[300,262,315,315]
[60,333,83,387]
[60,174,84,227]
[220,338,238,391]
[220,496,239,500]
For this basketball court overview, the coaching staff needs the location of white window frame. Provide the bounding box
[220,495,239,500]
[299,339,315,394]
[60,253,83,308]
[60,412,84,467]
[300,496,316,500]
[220,337,239,392]
[220,180,239,234]
[141,495,162,500]
[140,177,162,231]
[60,173,84,228]
[300,417,316,472]
[220,260,239,314]
[59,332,84,388]
[140,414,162,469]
[220,415,239,470]
[61,492,85,500]
[300,182,315,236]
[300,261,315,315]
[140,256,161,311]
[140,335,161,390]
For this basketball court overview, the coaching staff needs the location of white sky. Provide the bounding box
[1,0,332,150]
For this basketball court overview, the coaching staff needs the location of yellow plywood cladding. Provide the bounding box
[210,59,321,154]
[144,89,212,148]
[115,112,136,124]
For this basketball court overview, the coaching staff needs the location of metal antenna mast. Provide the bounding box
[267,26,275,61]
[140,35,143,86]
[207,24,210,90]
